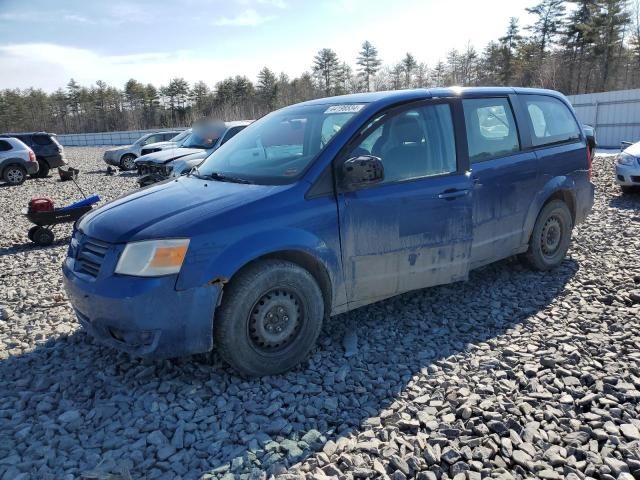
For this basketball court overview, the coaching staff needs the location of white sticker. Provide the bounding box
[324,104,365,114]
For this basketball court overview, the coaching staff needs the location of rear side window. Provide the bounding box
[523,95,581,147]
[33,134,53,145]
[0,140,11,151]
[463,98,520,163]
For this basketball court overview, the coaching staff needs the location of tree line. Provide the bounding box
[1,0,639,134]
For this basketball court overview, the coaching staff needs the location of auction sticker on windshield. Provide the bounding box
[324,104,365,114]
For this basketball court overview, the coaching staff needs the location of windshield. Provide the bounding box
[182,132,220,149]
[196,104,362,184]
[171,130,190,143]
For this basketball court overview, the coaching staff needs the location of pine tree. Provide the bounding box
[402,53,418,88]
[526,0,566,55]
[257,67,278,109]
[356,40,382,92]
[313,48,340,95]
[499,17,523,84]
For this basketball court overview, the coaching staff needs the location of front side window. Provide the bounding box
[346,103,457,184]
[463,98,520,163]
[142,134,162,145]
[524,95,581,147]
[196,104,363,184]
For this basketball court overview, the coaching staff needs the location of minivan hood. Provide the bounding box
[135,147,203,165]
[78,176,284,243]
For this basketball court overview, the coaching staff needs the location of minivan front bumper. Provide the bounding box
[615,162,640,187]
[62,257,220,358]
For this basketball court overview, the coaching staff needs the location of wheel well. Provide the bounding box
[545,190,576,223]
[230,250,333,317]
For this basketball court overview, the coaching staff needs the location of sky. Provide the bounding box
[0,0,535,92]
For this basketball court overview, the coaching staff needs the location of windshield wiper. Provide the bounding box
[192,170,253,184]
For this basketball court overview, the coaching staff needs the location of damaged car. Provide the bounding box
[63,87,594,376]
[135,121,251,186]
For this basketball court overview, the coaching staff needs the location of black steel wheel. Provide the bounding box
[215,260,324,376]
[523,199,573,271]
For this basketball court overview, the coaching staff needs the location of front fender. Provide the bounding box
[176,227,342,301]
[520,175,576,246]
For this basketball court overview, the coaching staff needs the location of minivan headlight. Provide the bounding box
[617,152,636,166]
[115,239,190,277]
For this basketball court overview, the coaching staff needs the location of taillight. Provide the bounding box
[28,150,36,162]
[586,145,592,182]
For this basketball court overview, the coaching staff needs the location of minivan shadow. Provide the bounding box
[0,258,578,479]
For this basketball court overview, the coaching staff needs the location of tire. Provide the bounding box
[3,164,27,185]
[32,227,54,246]
[523,199,573,271]
[120,154,137,171]
[27,226,39,241]
[34,160,49,178]
[215,260,324,376]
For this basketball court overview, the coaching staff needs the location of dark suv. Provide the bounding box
[0,132,66,177]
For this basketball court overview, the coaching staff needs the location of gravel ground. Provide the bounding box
[1,148,639,480]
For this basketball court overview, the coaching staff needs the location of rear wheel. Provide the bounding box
[34,159,50,178]
[523,199,573,271]
[120,154,136,171]
[3,164,26,185]
[214,260,324,376]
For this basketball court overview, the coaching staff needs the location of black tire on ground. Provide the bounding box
[119,154,137,171]
[2,164,27,185]
[523,199,573,271]
[27,226,39,241]
[214,259,324,376]
[34,159,50,178]
[621,185,636,194]
[32,227,54,246]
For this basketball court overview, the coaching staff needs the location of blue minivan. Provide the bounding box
[63,87,594,376]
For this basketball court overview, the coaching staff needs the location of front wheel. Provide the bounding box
[523,199,573,271]
[32,227,54,246]
[120,154,136,171]
[214,260,324,376]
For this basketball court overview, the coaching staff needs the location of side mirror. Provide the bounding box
[342,155,384,188]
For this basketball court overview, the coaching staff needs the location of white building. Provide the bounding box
[567,88,640,148]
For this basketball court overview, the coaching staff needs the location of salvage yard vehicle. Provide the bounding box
[616,140,640,194]
[135,121,250,186]
[102,130,182,171]
[0,131,65,178]
[140,129,192,156]
[0,137,39,185]
[63,87,594,376]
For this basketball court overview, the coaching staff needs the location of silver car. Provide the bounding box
[103,131,182,170]
[616,140,640,193]
[0,137,39,185]
[140,129,192,156]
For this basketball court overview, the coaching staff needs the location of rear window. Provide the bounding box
[0,140,11,151]
[523,95,581,147]
[463,98,520,163]
[33,134,53,146]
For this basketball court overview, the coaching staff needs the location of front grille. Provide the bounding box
[77,237,110,277]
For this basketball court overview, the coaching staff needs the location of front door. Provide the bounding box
[336,101,473,308]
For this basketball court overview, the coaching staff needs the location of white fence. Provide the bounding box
[57,128,187,147]
[567,89,640,148]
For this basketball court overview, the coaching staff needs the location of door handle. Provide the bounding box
[438,189,470,200]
